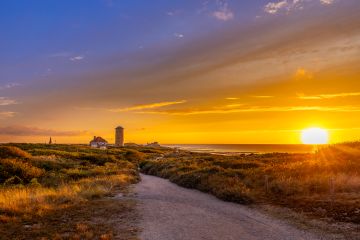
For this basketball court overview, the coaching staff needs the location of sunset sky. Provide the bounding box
[1,0,360,144]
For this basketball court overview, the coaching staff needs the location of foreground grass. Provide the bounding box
[0,144,154,239]
[140,142,360,224]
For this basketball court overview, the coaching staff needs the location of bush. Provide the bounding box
[124,150,145,162]
[0,158,44,183]
[0,146,31,159]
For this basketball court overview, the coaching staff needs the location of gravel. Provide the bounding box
[135,174,324,240]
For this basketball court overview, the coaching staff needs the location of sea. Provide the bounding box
[163,144,318,155]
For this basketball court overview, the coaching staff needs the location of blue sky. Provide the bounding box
[0,0,260,84]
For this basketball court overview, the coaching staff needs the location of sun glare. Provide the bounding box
[301,128,329,144]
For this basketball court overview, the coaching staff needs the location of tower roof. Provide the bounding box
[115,126,124,129]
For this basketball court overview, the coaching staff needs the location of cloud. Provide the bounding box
[0,112,16,119]
[16,1,360,120]
[264,1,289,14]
[70,55,84,61]
[264,0,336,14]
[320,0,334,5]
[174,33,184,38]
[0,83,21,90]
[297,92,360,99]
[294,68,313,79]
[0,97,17,106]
[134,104,360,115]
[226,96,274,100]
[251,95,274,98]
[0,125,88,136]
[212,2,234,21]
[110,100,187,112]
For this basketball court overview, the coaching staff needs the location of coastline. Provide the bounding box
[163,144,317,155]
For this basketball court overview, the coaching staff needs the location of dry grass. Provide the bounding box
[140,142,360,224]
[0,174,132,219]
[0,144,143,240]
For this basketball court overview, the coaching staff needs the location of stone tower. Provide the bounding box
[115,126,124,147]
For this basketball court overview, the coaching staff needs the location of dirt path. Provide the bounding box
[134,174,326,240]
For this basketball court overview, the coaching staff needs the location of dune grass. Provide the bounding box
[140,142,360,223]
[0,144,145,239]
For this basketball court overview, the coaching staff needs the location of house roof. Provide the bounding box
[90,136,108,143]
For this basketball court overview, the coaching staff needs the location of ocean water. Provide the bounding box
[163,144,318,154]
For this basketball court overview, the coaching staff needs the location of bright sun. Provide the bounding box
[301,128,329,144]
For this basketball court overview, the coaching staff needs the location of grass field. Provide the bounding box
[0,143,161,240]
[140,142,360,224]
[1,142,359,239]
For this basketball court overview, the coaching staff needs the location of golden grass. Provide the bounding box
[140,142,360,223]
[0,144,143,239]
[0,174,134,221]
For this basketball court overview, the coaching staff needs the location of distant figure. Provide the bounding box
[49,137,52,144]
[115,126,124,147]
[90,136,108,149]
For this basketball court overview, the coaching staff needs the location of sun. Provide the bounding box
[301,128,329,144]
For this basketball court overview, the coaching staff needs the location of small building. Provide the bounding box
[146,142,161,148]
[90,136,108,149]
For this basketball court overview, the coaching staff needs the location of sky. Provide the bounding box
[0,0,360,144]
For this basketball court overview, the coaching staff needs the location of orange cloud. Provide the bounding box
[135,105,360,115]
[0,125,89,136]
[110,100,187,112]
[0,112,15,119]
[251,95,274,98]
[0,97,17,106]
[298,92,360,100]
[294,68,313,79]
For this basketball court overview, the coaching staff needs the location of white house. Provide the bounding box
[90,136,108,149]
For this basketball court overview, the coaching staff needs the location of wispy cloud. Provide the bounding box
[212,1,234,21]
[264,0,288,14]
[251,95,274,98]
[264,0,336,14]
[294,68,313,79]
[135,105,360,115]
[0,97,17,106]
[0,83,21,90]
[110,100,187,112]
[174,33,184,38]
[297,92,360,100]
[320,0,335,5]
[226,96,274,100]
[70,55,84,61]
[0,112,16,119]
[0,125,88,136]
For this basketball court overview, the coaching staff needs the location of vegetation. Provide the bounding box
[1,141,359,238]
[140,142,360,224]
[0,144,152,240]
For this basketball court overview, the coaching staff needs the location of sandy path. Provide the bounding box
[134,174,324,240]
